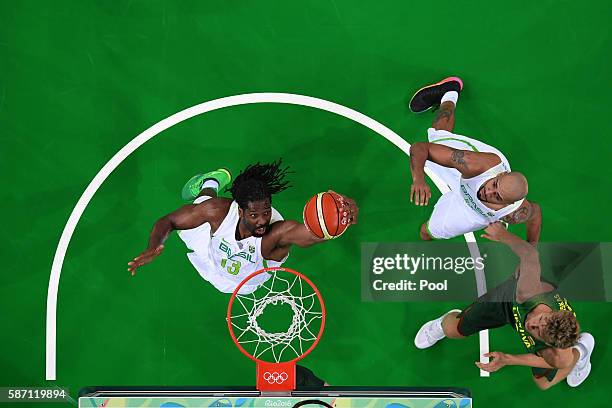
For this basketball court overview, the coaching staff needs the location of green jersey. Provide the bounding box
[511,288,576,355]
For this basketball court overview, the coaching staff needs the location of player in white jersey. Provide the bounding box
[127,160,358,294]
[407,76,542,243]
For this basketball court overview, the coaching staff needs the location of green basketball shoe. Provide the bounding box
[181,168,232,201]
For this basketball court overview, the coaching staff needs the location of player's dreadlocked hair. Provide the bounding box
[542,311,579,349]
[226,159,291,209]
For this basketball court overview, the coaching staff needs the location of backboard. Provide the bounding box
[78,387,472,408]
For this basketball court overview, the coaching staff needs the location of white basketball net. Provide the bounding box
[229,270,324,363]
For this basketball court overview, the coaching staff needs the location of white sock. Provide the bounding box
[202,179,220,191]
[441,91,459,106]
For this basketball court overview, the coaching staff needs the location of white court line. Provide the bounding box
[45,92,488,380]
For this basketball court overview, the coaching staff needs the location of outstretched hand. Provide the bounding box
[128,244,164,276]
[475,351,507,373]
[480,222,510,242]
[410,179,431,206]
[328,190,359,225]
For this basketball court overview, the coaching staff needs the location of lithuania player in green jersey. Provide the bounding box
[414,223,594,390]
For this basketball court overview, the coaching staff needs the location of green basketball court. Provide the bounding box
[1,1,611,406]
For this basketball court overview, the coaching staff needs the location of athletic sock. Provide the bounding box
[441,91,459,106]
[202,179,220,192]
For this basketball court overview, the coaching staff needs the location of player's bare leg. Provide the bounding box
[198,187,218,199]
[420,222,433,241]
[441,311,465,339]
[432,101,456,132]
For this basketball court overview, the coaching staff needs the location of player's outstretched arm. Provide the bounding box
[273,220,326,248]
[481,222,541,302]
[127,200,221,276]
[502,200,542,245]
[409,142,433,206]
[539,347,577,370]
[476,352,555,373]
[274,193,358,248]
[484,349,577,391]
[409,142,500,205]
[525,202,542,245]
[533,348,580,390]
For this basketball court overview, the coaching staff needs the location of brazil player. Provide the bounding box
[414,223,594,390]
[128,160,358,293]
[408,77,542,243]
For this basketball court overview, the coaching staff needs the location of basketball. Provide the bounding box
[303,191,348,239]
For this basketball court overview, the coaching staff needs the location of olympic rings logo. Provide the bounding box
[263,371,288,384]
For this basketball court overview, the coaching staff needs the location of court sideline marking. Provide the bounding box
[45,93,489,380]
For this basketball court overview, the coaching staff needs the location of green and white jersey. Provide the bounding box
[511,290,576,355]
[459,161,524,222]
[178,198,285,294]
[424,128,525,239]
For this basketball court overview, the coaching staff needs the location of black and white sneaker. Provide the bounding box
[409,76,463,113]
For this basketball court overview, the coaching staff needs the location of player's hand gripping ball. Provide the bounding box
[303,191,353,239]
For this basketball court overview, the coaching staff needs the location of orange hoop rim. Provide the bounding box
[226,267,326,364]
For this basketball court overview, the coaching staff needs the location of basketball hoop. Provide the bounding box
[227,267,326,391]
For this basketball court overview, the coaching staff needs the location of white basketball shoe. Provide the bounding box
[567,332,595,387]
[414,309,462,349]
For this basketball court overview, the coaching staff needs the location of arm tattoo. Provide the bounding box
[450,149,469,170]
[503,202,533,224]
[435,105,454,123]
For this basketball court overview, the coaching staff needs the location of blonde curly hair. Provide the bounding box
[542,311,579,349]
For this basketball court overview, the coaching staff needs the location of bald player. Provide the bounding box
[408,76,541,243]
